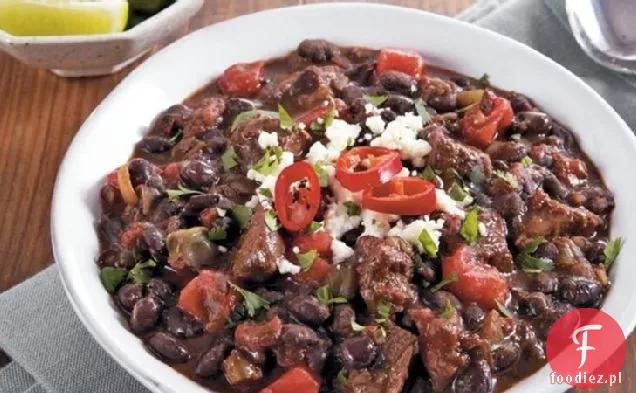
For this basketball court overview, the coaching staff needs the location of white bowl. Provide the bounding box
[51,3,636,393]
[0,0,203,77]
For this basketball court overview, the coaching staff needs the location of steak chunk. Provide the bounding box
[355,236,416,312]
[475,209,514,272]
[427,129,492,176]
[348,324,417,393]
[231,207,284,282]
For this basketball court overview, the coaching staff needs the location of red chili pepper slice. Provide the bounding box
[461,91,513,147]
[335,146,403,192]
[274,161,321,232]
[295,100,333,126]
[362,177,436,216]
[376,48,425,79]
[218,61,265,97]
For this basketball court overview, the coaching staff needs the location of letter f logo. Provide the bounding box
[572,324,602,369]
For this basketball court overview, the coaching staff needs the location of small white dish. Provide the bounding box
[0,0,203,77]
[51,3,636,393]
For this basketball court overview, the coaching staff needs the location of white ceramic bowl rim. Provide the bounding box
[51,3,636,393]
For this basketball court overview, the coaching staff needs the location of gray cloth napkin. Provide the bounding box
[1,0,635,392]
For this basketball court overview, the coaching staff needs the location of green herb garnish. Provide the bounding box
[363,94,388,107]
[440,299,454,319]
[376,299,392,319]
[460,208,480,244]
[208,226,227,241]
[307,221,323,235]
[418,229,438,257]
[258,188,273,199]
[317,285,347,305]
[99,267,128,293]
[493,169,519,188]
[232,205,253,230]
[430,272,459,293]
[298,249,318,272]
[336,369,350,388]
[351,318,366,332]
[264,209,280,231]
[314,162,330,188]
[128,259,156,285]
[414,98,432,125]
[420,166,438,181]
[229,283,270,318]
[252,146,284,175]
[521,156,533,168]
[222,146,239,171]
[476,73,490,88]
[343,201,361,216]
[448,181,469,202]
[166,185,205,202]
[604,237,625,269]
[278,104,295,130]
[231,110,279,132]
[496,301,513,319]
[168,128,183,144]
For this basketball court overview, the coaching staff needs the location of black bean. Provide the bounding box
[341,226,365,248]
[533,272,559,293]
[130,296,162,333]
[196,339,231,377]
[379,71,417,96]
[452,360,494,393]
[331,305,356,339]
[298,39,340,63]
[534,242,559,261]
[508,92,534,113]
[543,174,569,200]
[550,123,575,150]
[493,341,520,372]
[143,225,165,254]
[291,69,320,96]
[97,216,123,248]
[340,85,363,105]
[97,249,120,268]
[147,278,174,302]
[346,63,375,86]
[559,277,602,307]
[485,141,528,162]
[162,307,203,338]
[223,98,255,126]
[180,159,219,189]
[286,295,331,326]
[380,110,397,123]
[117,283,143,311]
[337,336,378,370]
[462,303,486,331]
[516,291,550,318]
[183,194,234,216]
[382,95,415,115]
[128,158,154,187]
[135,136,173,154]
[148,332,190,364]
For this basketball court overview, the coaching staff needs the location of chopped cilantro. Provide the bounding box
[476,73,490,88]
[343,201,361,216]
[252,146,284,175]
[208,226,227,241]
[99,267,128,293]
[317,285,348,305]
[298,249,318,272]
[604,237,625,269]
[440,299,454,319]
[460,208,480,244]
[418,229,438,257]
[278,104,295,130]
[493,169,519,188]
[414,98,431,125]
[307,221,323,235]
[222,146,239,171]
[264,209,280,231]
[363,94,388,107]
[128,259,156,285]
[231,110,279,132]
[166,185,205,202]
[229,283,270,317]
[521,156,533,168]
[448,181,469,202]
[232,205,253,230]
[430,272,459,293]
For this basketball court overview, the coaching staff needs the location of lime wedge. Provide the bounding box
[0,0,129,36]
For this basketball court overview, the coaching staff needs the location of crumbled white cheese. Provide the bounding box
[216,208,227,217]
[218,246,228,253]
[324,202,362,239]
[292,246,300,254]
[363,133,373,141]
[365,115,386,135]
[370,113,431,167]
[331,179,363,203]
[388,217,445,253]
[435,188,466,218]
[245,195,259,209]
[478,222,488,236]
[246,151,294,205]
[331,239,355,264]
[298,122,306,130]
[277,258,300,275]
[365,103,381,115]
[306,142,340,165]
[326,119,361,152]
[360,209,399,237]
[398,167,410,177]
[257,131,279,149]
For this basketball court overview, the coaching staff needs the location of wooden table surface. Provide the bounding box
[0,0,632,391]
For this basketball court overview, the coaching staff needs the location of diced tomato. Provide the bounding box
[292,231,333,259]
[218,61,265,97]
[461,91,513,147]
[161,162,181,188]
[296,256,332,285]
[178,270,236,334]
[235,316,282,352]
[442,244,510,309]
[260,367,319,393]
[120,222,146,250]
[106,169,120,188]
[376,48,425,79]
